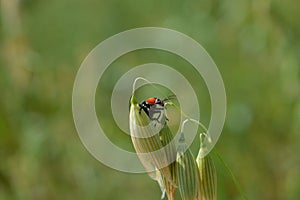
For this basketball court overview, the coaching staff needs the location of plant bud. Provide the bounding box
[159,125,177,200]
[129,97,172,184]
[176,133,200,200]
[196,148,217,200]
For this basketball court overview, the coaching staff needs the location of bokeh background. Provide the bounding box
[1,0,300,199]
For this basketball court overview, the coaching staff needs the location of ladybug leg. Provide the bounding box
[155,111,161,122]
[149,109,164,123]
[158,111,169,121]
[149,110,160,123]
[165,109,169,121]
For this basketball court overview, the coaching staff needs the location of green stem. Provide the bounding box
[213,149,248,200]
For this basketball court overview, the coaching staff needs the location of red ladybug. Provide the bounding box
[139,97,164,117]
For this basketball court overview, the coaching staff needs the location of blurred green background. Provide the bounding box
[1,0,299,199]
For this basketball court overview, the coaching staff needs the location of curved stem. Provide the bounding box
[132,77,173,102]
[180,118,212,143]
[132,77,152,95]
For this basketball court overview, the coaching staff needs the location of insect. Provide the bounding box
[139,95,176,121]
[139,97,164,117]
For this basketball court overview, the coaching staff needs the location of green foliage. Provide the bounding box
[1,0,300,199]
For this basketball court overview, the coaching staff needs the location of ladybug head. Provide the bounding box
[155,98,164,106]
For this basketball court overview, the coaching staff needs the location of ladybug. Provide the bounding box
[139,97,164,117]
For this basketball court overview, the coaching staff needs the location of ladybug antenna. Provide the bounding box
[163,94,177,102]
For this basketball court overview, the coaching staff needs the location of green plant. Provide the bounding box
[129,78,247,200]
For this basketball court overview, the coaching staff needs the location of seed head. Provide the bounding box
[176,133,200,200]
[196,148,217,200]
